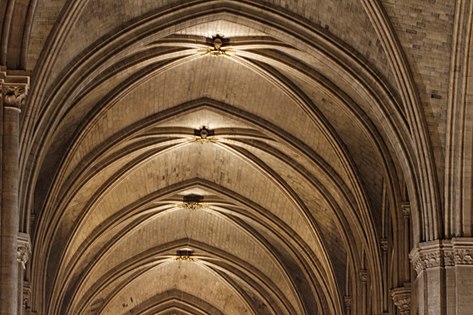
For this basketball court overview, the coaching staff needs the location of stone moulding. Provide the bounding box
[410,238,473,275]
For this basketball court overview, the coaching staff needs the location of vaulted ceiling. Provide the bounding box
[2,0,468,314]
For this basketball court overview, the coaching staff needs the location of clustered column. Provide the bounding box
[390,203,412,314]
[410,238,473,314]
[343,295,352,315]
[0,72,29,315]
[359,269,368,314]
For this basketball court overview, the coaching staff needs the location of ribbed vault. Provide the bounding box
[17,1,432,314]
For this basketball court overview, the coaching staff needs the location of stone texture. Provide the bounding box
[0,1,472,314]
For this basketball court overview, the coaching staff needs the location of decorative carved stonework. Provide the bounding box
[175,248,194,261]
[208,35,227,56]
[180,201,203,210]
[181,194,204,209]
[392,285,411,315]
[400,202,410,217]
[175,255,194,262]
[380,238,388,252]
[200,35,234,57]
[0,71,30,110]
[17,233,32,269]
[454,249,473,265]
[194,126,215,143]
[412,258,424,275]
[423,251,442,268]
[359,269,368,282]
[343,295,352,307]
[410,242,448,274]
[410,238,473,275]
[3,86,27,108]
[444,249,456,267]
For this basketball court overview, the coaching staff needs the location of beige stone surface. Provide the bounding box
[0,0,472,314]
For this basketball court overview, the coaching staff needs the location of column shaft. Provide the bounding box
[1,104,20,315]
[359,270,368,314]
[0,74,29,315]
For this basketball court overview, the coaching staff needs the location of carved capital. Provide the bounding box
[359,269,368,282]
[380,238,388,252]
[444,249,456,266]
[452,238,473,265]
[410,241,449,274]
[3,85,27,108]
[400,202,410,217]
[0,71,29,110]
[410,238,473,275]
[17,233,32,269]
[392,285,411,315]
[343,295,351,309]
[454,249,473,265]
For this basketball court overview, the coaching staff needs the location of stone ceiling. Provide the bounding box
[1,0,458,314]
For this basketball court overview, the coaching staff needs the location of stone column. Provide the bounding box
[400,203,411,282]
[410,241,450,315]
[410,238,473,315]
[343,295,351,315]
[450,238,473,314]
[22,281,32,315]
[17,232,31,314]
[380,238,388,311]
[0,72,29,315]
[359,270,368,314]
